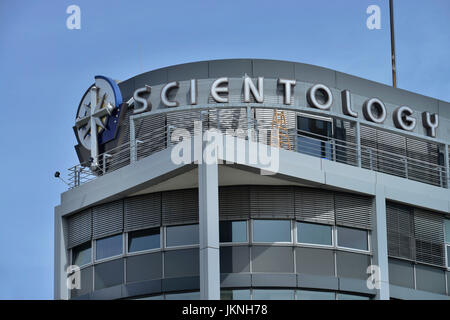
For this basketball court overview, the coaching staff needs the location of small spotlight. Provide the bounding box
[54,170,69,187]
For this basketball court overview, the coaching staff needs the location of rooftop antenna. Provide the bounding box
[389,0,397,88]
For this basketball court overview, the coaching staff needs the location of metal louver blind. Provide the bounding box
[334,119,358,166]
[386,202,415,260]
[135,113,166,161]
[92,200,124,239]
[295,188,335,225]
[360,125,378,170]
[219,186,250,220]
[250,186,295,219]
[167,110,201,137]
[334,192,373,230]
[67,209,92,249]
[124,193,161,232]
[376,129,406,178]
[406,138,441,186]
[414,208,445,267]
[162,188,199,226]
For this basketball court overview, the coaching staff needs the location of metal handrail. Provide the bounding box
[65,108,449,189]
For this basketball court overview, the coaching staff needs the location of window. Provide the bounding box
[165,291,200,300]
[445,219,450,267]
[336,293,370,300]
[166,224,199,247]
[220,221,247,243]
[297,222,332,246]
[128,228,160,253]
[337,226,368,251]
[253,289,294,300]
[296,290,335,300]
[253,220,291,243]
[72,242,91,267]
[94,258,124,290]
[297,115,333,159]
[447,246,450,268]
[95,234,123,260]
[221,289,251,300]
[134,295,163,300]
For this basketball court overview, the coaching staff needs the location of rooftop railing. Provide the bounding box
[67,108,449,190]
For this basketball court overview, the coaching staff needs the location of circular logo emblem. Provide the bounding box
[74,76,123,167]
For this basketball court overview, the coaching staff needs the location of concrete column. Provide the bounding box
[129,118,137,163]
[198,134,221,300]
[374,184,390,300]
[356,121,362,168]
[54,210,69,299]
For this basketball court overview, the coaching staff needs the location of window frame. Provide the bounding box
[251,219,293,245]
[445,219,450,269]
[295,221,334,248]
[219,220,249,245]
[164,223,200,249]
[335,226,370,253]
[71,241,93,269]
[446,244,450,270]
[94,233,125,263]
[126,227,162,255]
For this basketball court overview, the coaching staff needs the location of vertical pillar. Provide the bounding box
[54,211,69,299]
[374,184,390,300]
[356,121,362,167]
[198,134,221,300]
[129,118,137,163]
[444,144,449,188]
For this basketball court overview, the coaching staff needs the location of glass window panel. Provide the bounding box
[72,242,91,267]
[94,258,124,290]
[128,228,160,252]
[337,226,368,251]
[253,289,294,300]
[220,221,247,243]
[166,224,199,247]
[253,220,291,243]
[445,220,450,243]
[447,246,450,267]
[134,295,163,300]
[165,291,200,300]
[297,116,333,159]
[95,234,123,260]
[221,289,251,300]
[296,290,335,300]
[337,293,370,300]
[297,222,332,246]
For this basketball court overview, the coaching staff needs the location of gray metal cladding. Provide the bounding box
[219,186,250,220]
[295,188,335,225]
[92,200,124,239]
[162,188,199,226]
[250,185,295,219]
[67,209,92,249]
[386,202,415,260]
[414,208,445,267]
[334,192,373,230]
[124,193,161,232]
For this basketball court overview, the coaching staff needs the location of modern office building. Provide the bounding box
[55,59,450,300]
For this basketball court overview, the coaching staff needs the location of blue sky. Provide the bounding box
[0,0,448,299]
